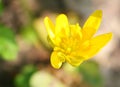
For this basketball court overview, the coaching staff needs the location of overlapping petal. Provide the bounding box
[81,33,112,59]
[50,51,63,69]
[70,24,82,40]
[44,17,55,39]
[55,14,70,38]
[82,10,102,40]
[66,55,84,66]
[44,10,113,69]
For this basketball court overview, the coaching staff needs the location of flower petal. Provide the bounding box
[82,32,112,59]
[82,10,102,40]
[66,55,84,66]
[70,24,82,40]
[55,14,70,37]
[50,51,63,69]
[44,17,55,42]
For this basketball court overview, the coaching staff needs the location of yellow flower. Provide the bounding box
[44,10,113,69]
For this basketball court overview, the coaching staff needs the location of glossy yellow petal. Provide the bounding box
[44,17,55,42]
[50,51,64,69]
[66,55,84,66]
[90,33,112,47]
[47,36,55,47]
[70,24,82,40]
[44,10,113,69]
[82,10,102,40]
[82,32,112,59]
[55,14,70,37]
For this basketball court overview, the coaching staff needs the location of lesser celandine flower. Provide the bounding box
[44,10,113,69]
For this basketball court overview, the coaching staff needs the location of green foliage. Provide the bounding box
[15,65,37,87]
[0,24,18,60]
[21,25,39,45]
[77,61,103,87]
[0,0,4,15]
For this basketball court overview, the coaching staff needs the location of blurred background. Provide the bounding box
[0,0,120,87]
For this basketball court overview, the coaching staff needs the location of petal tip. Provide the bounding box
[50,52,63,69]
[58,14,67,18]
[51,61,62,69]
[44,17,49,22]
[44,17,49,26]
[56,14,68,22]
[92,10,102,18]
[108,32,113,39]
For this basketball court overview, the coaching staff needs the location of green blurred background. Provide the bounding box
[0,0,119,87]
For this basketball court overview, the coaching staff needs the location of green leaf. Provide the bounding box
[21,25,39,45]
[0,24,18,60]
[0,0,4,15]
[15,65,37,87]
[77,61,103,87]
